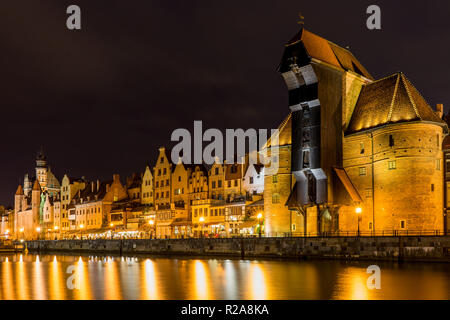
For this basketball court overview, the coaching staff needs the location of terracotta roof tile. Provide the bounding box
[346,73,446,134]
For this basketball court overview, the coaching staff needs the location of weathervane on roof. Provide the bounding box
[297,12,305,27]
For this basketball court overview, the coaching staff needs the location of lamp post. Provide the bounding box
[355,207,362,237]
[36,227,41,240]
[79,224,84,240]
[257,213,263,238]
[54,226,59,240]
[199,217,205,238]
[19,227,24,241]
[148,220,154,239]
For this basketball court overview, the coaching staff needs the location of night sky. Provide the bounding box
[1,0,449,206]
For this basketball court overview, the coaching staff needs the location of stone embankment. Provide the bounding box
[26,236,450,262]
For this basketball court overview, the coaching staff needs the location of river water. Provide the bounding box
[0,254,448,300]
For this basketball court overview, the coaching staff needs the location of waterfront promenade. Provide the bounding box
[25,235,450,262]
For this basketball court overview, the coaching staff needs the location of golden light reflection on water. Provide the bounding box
[74,257,91,300]
[49,256,64,300]
[248,263,267,300]
[104,257,121,300]
[1,257,14,300]
[16,254,29,300]
[33,255,47,300]
[193,260,211,300]
[142,259,158,300]
[0,254,449,300]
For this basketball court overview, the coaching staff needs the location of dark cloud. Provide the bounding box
[0,0,449,205]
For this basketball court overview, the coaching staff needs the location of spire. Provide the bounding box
[297,12,305,27]
[15,185,24,195]
[32,180,41,191]
[36,145,46,161]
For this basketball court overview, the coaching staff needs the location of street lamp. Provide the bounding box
[54,226,59,240]
[199,216,205,238]
[110,223,115,240]
[36,227,41,240]
[257,213,263,238]
[355,207,362,237]
[148,220,154,239]
[79,224,84,240]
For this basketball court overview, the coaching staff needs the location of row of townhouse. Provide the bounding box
[10,147,265,240]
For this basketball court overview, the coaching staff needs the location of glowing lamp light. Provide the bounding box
[149,220,154,226]
[80,224,84,229]
[199,217,205,222]
[36,227,41,233]
[110,223,114,227]
[54,226,59,230]
[355,207,362,214]
[19,228,24,232]
[257,213,263,219]
[5,229,9,234]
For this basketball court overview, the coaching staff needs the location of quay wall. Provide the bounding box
[26,236,450,262]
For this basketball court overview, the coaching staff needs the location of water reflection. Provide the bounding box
[0,254,448,300]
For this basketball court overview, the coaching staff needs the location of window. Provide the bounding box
[431,184,435,192]
[212,181,216,189]
[218,180,222,188]
[400,220,406,229]
[234,180,238,187]
[163,168,167,175]
[436,159,441,170]
[365,189,372,198]
[227,181,231,188]
[272,175,278,183]
[194,209,198,217]
[369,222,373,230]
[389,135,394,147]
[292,224,296,231]
[215,168,219,175]
[272,193,280,204]
[178,176,181,182]
[249,177,254,184]
[360,142,365,154]
[302,150,310,168]
[160,157,164,164]
[359,167,367,176]
[388,160,396,170]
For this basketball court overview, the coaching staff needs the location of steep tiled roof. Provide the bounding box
[284,28,373,80]
[262,113,292,149]
[346,73,446,134]
[32,180,41,191]
[15,185,24,195]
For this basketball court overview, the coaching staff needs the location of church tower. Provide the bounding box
[14,185,24,234]
[31,179,41,232]
[36,147,48,190]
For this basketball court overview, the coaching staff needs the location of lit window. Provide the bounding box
[359,167,367,176]
[272,175,278,183]
[272,193,280,204]
[388,160,396,170]
[436,159,441,170]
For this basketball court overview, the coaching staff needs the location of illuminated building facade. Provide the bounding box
[264,27,447,236]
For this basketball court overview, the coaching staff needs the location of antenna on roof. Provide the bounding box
[297,12,305,27]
